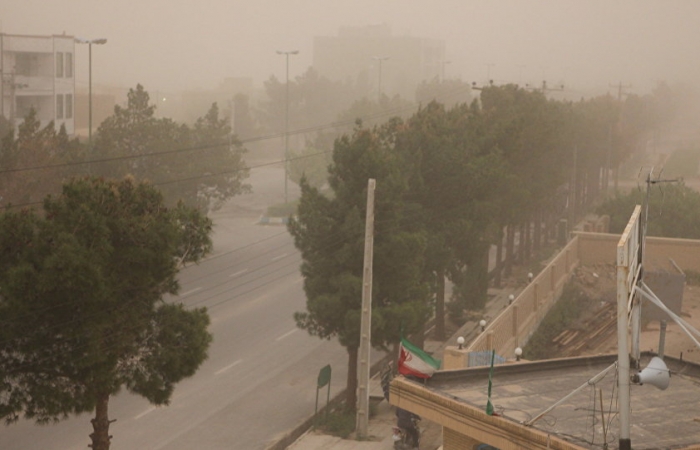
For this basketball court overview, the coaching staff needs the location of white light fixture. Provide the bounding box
[457,336,465,349]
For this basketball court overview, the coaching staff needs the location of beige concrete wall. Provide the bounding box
[575,232,700,273]
[465,236,579,360]
[390,377,585,450]
[458,232,700,371]
[646,236,700,273]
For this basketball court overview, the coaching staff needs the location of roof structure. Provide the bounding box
[392,353,700,449]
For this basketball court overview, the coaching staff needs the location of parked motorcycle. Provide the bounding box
[393,409,421,449]
[380,362,394,401]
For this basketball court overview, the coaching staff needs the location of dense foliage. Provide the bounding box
[289,82,684,411]
[94,85,250,212]
[0,177,213,450]
[598,182,700,239]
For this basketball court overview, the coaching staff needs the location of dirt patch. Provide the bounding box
[546,263,700,363]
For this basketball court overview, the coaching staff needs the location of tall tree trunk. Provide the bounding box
[435,269,446,341]
[493,235,503,288]
[522,221,531,264]
[90,392,112,450]
[346,346,358,413]
[533,211,542,254]
[505,224,515,278]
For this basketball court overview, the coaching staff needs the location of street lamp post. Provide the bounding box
[441,60,451,82]
[276,50,298,204]
[372,56,389,102]
[75,37,107,146]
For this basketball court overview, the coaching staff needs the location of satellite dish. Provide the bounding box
[632,356,670,390]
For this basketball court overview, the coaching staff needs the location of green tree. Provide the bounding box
[597,182,700,239]
[415,77,474,108]
[0,176,213,450]
[288,132,334,190]
[94,84,249,212]
[395,101,506,334]
[289,121,430,411]
[0,109,85,207]
[479,85,568,276]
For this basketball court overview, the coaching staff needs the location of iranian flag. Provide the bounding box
[398,337,441,379]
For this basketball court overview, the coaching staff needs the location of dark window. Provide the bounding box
[56,52,64,78]
[65,53,73,78]
[15,53,40,76]
[65,94,73,119]
[56,94,64,119]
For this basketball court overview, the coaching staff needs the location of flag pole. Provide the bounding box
[486,349,495,415]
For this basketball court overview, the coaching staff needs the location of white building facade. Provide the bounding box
[1,33,75,134]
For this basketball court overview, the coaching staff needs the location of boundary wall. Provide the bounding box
[464,231,700,363]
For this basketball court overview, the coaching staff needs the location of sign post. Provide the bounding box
[314,364,332,429]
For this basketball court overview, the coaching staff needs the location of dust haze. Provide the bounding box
[2,0,700,97]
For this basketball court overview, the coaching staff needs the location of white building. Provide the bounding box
[1,33,75,134]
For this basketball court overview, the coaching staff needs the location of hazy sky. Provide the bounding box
[2,0,700,97]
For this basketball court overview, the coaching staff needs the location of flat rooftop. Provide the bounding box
[427,353,700,449]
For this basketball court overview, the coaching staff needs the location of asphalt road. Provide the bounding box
[0,164,368,449]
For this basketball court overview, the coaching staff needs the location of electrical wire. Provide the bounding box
[0,154,546,332]
[0,78,478,178]
[0,89,568,375]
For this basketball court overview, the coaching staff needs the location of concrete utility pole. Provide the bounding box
[356,178,376,438]
[75,37,107,146]
[372,56,389,102]
[276,50,298,204]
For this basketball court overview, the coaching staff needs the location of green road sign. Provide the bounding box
[318,364,331,388]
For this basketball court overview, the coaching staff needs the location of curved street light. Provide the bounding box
[75,37,107,146]
[371,56,389,101]
[276,50,298,204]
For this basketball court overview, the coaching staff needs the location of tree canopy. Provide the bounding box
[94,84,250,212]
[289,120,430,410]
[0,176,213,450]
[289,81,681,413]
[0,109,84,207]
[597,181,700,239]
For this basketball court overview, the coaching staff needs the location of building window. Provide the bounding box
[65,94,73,119]
[56,94,64,119]
[15,53,40,76]
[65,52,73,78]
[56,52,64,78]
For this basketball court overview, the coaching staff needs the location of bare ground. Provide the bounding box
[554,263,700,363]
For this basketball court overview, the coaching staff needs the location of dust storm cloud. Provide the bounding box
[2,0,699,96]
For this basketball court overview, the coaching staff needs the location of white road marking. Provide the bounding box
[229,269,249,278]
[214,359,243,375]
[271,253,288,262]
[180,287,202,297]
[276,328,297,341]
[134,406,156,420]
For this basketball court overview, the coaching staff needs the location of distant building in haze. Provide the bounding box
[1,33,75,134]
[313,24,446,101]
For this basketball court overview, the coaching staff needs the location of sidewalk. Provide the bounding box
[286,375,442,450]
[285,285,519,450]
